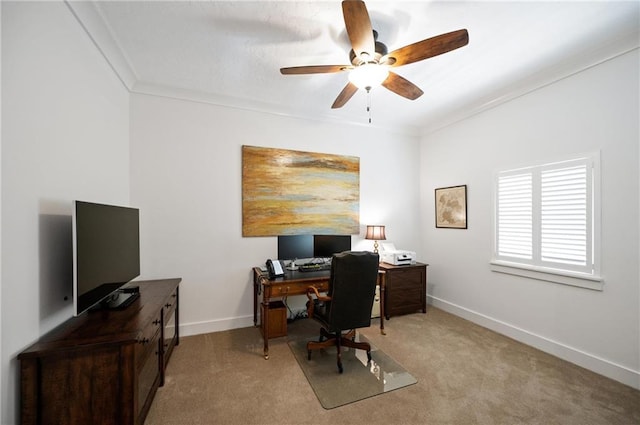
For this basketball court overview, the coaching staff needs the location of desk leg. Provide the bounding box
[379,274,386,335]
[253,277,258,327]
[262,300,270,359]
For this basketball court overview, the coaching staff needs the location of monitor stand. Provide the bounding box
[286,259,298,271]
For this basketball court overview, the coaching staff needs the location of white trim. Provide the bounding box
[65,1,137,90]
[179,315,255,337]
[490,260,604,291]
[428,296,640,390]
[419,43,640,135]
[131,82,422,138]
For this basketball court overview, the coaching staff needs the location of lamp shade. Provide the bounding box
[365,225,386,241]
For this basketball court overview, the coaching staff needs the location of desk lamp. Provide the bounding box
[365,225,386,254]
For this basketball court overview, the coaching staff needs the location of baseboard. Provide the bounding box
[428,296,640,390]
[179,315,255,337]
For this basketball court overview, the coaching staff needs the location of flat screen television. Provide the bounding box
[72,200,140,316]
[313,235,352,258]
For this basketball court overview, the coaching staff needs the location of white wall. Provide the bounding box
[420,49,640,389]
[1,2,130,423]
[130,93,422,335]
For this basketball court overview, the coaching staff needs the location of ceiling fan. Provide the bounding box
[280,0,469,109]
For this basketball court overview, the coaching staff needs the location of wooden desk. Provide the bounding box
[252,267,386,359]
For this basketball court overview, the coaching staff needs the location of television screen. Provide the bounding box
[313,235,352,258]
[277,235,314,260]
[73,201,140,316]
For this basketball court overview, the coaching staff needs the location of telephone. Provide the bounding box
[265,259,284,279]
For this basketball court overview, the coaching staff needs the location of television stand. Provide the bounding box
[18,278,181,425]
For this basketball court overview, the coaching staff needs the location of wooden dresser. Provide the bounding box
[18,278,180,425]
[379,263,428,319]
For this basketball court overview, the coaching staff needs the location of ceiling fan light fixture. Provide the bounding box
[280,1,469,110]
[348,63,389,90]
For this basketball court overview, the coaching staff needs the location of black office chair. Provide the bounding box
[306,251,379,373]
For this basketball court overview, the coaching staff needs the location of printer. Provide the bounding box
[380,242,416,266]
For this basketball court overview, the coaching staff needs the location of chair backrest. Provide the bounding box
[326,251,379,331]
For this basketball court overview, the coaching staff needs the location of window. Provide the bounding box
[491,153,602,290]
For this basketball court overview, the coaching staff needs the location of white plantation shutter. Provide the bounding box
[495,155,597,277]
[540,162,591,271]
[497,173,533,260]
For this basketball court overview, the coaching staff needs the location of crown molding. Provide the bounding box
[130,81,422,138]
[65,0,137,90]
[419,25,640,136]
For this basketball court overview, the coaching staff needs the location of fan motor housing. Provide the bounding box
[350,30,388,65]
[350,41,388,65]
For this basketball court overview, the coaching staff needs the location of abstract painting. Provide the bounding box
[242,145,360,236]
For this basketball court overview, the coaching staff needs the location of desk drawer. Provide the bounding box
[162,289,178,319]
[266,281,328,297]
[136,316,162,368]
[137,329,161,421]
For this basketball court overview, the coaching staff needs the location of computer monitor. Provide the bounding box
[313,235,351,258]
[277,235,314,260]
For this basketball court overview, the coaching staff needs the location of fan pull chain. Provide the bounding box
[366,87,372,124]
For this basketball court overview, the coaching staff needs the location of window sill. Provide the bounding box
[490,260,603,291]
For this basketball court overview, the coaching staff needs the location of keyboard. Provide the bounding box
[298,262,331,272]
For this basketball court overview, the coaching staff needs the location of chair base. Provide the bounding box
[307,328,372,373]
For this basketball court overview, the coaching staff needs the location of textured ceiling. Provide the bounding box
[70,1,639,135]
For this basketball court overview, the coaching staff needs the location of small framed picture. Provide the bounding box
[435,185,467,229]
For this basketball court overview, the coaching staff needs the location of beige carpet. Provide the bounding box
[145,307,640,425]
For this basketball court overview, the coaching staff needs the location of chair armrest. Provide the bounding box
[306,286,331,318]
[306,286,331,302]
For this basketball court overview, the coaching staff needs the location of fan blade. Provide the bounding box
[383,29,469,67]
[280,65,351,75]
[381,72,424,100]
[342,1,375,60]
[332,82,359,108]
